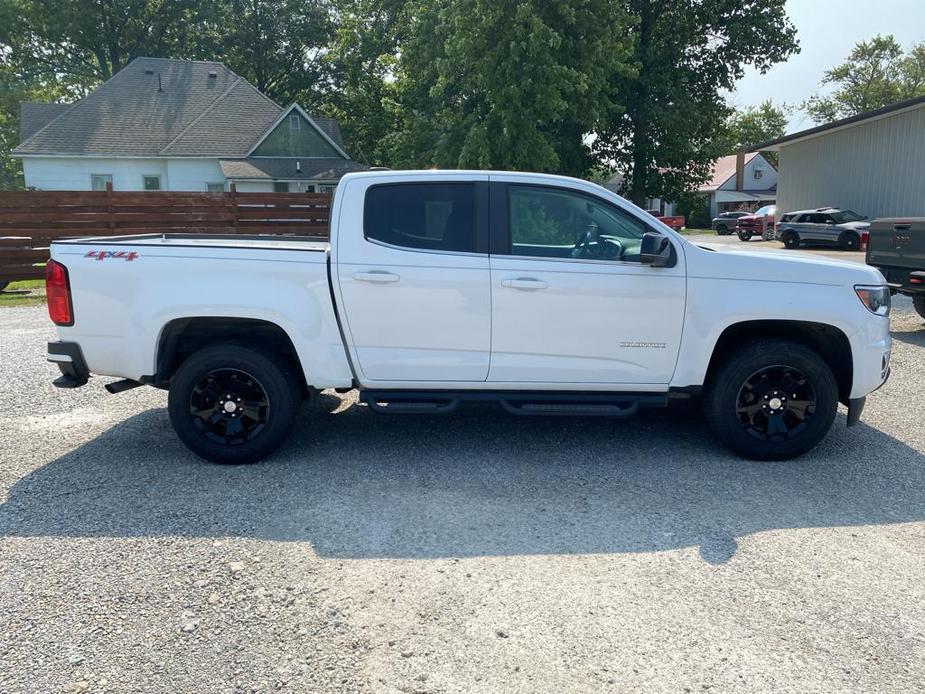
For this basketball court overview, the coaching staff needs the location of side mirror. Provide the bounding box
[640,232,673,267]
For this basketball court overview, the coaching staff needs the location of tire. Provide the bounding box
[0,281,8,292]
[715,224,728,235]
[167,343,301,464]
[704,340,838,461]
[914,295,925,320]
[839,232,860,251]
[737,230,752,241]
[782,231,800,249]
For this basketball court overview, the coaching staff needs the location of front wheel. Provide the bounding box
[715,224,728,235]
[704,340,838,460]
[737,230,752,241]
[167,344,301,464]
[914,295,925,320]
[839,232,860,251]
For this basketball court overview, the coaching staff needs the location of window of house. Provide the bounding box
[289,114,300,130]
[90,174,112,191]
[207,183,225,193]
[273,181,290,192]
[507,185,649,262]
[143,175,161,191]
[364,183,476,253]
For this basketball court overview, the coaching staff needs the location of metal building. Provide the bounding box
[756,96,925,219]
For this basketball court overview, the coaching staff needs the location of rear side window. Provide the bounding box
[364,183,476,253]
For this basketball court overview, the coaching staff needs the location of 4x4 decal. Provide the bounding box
[84,250,139,261]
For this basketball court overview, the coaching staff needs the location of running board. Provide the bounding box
[359,390,667,417]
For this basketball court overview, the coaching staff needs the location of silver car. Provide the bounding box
[774,208,870,251]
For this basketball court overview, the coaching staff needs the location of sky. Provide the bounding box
[730,0,925,134]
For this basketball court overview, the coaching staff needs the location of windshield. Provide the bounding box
[755,205,776,217]
[830,210,864,223]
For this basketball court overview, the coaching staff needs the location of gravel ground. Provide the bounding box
[1,264,924,692]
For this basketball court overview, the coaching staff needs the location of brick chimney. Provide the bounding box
[735,148,745,191]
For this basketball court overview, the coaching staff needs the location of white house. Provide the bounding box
[13,57,367,192]
[603,152,777,219]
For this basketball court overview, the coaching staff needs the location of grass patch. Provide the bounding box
[679,227,715,236]
[0,278,46,307]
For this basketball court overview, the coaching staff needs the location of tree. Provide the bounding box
[594,0,798,206]
[322,0,408,165]
[383,0,635,176]
[193,0,336,109]
[804,35,925,124]
[0,0,202,93]
[716,99,789,166]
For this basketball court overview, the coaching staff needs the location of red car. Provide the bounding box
[736,205,776,241]
[646,209,686,231]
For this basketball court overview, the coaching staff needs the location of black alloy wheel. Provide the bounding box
[783,232,800,249]
[168,343,300,464]
[704,339,838,460]
[189,368,270,445]
[737,230,752,241]
[716,224,728,235]
[735,365,816,442]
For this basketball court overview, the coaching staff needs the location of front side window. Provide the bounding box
[364,183,476,253]
[90,174,112,191]
[508,185,649,262]
[143,175,161,191]
[831,210,863,223]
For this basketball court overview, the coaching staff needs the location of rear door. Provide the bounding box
[334,175,492,383]
[486,179,686,385]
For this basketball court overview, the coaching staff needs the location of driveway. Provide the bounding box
[1,264,924,692]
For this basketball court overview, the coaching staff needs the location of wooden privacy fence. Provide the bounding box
[0,184,332,284]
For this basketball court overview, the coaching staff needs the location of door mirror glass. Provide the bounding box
[640,232,673,267]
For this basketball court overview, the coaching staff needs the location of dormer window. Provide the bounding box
[289,114,300,130]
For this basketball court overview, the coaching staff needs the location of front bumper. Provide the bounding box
[47,341,90,388]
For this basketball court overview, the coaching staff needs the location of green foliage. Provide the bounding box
[594,0,798,205]
[192,0,335,108]
[804,35,925,124]
[384,0,635,176]
[720,100,789,151]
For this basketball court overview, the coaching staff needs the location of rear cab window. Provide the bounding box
[364,183,478,253]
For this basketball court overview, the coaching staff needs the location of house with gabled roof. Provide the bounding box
[12,57,367,192]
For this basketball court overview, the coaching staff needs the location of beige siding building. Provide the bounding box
[758,96,925,219]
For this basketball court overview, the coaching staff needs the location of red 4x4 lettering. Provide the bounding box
[84,250,139,261]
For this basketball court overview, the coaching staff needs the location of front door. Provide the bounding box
[335,176,491,383]
[488,181,686,385]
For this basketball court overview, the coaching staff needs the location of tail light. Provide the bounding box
[45,260,74,326]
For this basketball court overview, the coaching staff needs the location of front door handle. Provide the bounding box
[502,277,548,290]
[353,271,400,284]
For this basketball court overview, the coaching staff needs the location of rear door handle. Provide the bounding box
[502,278,548,290]
[353,271,400,283]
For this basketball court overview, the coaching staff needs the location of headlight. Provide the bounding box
[855,285,891,316]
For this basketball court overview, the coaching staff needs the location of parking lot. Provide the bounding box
[1,242,924,693]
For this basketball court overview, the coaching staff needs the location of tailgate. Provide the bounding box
[866,218,925,274]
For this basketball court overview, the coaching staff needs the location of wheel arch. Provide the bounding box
[154,316,308,394]
[704,319,853,405]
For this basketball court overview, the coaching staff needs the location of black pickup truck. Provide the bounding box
[866,218,925,319]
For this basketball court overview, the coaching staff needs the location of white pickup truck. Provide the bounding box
[44,170,892,464]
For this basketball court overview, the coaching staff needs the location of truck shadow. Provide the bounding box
[1,397,923,564]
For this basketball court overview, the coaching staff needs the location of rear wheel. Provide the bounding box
[167,344,300,464]
[704,340,838,460]
[782,231,800,249]
[737,229,752,241]
[914,295,925,320]
[839,232,860,251]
